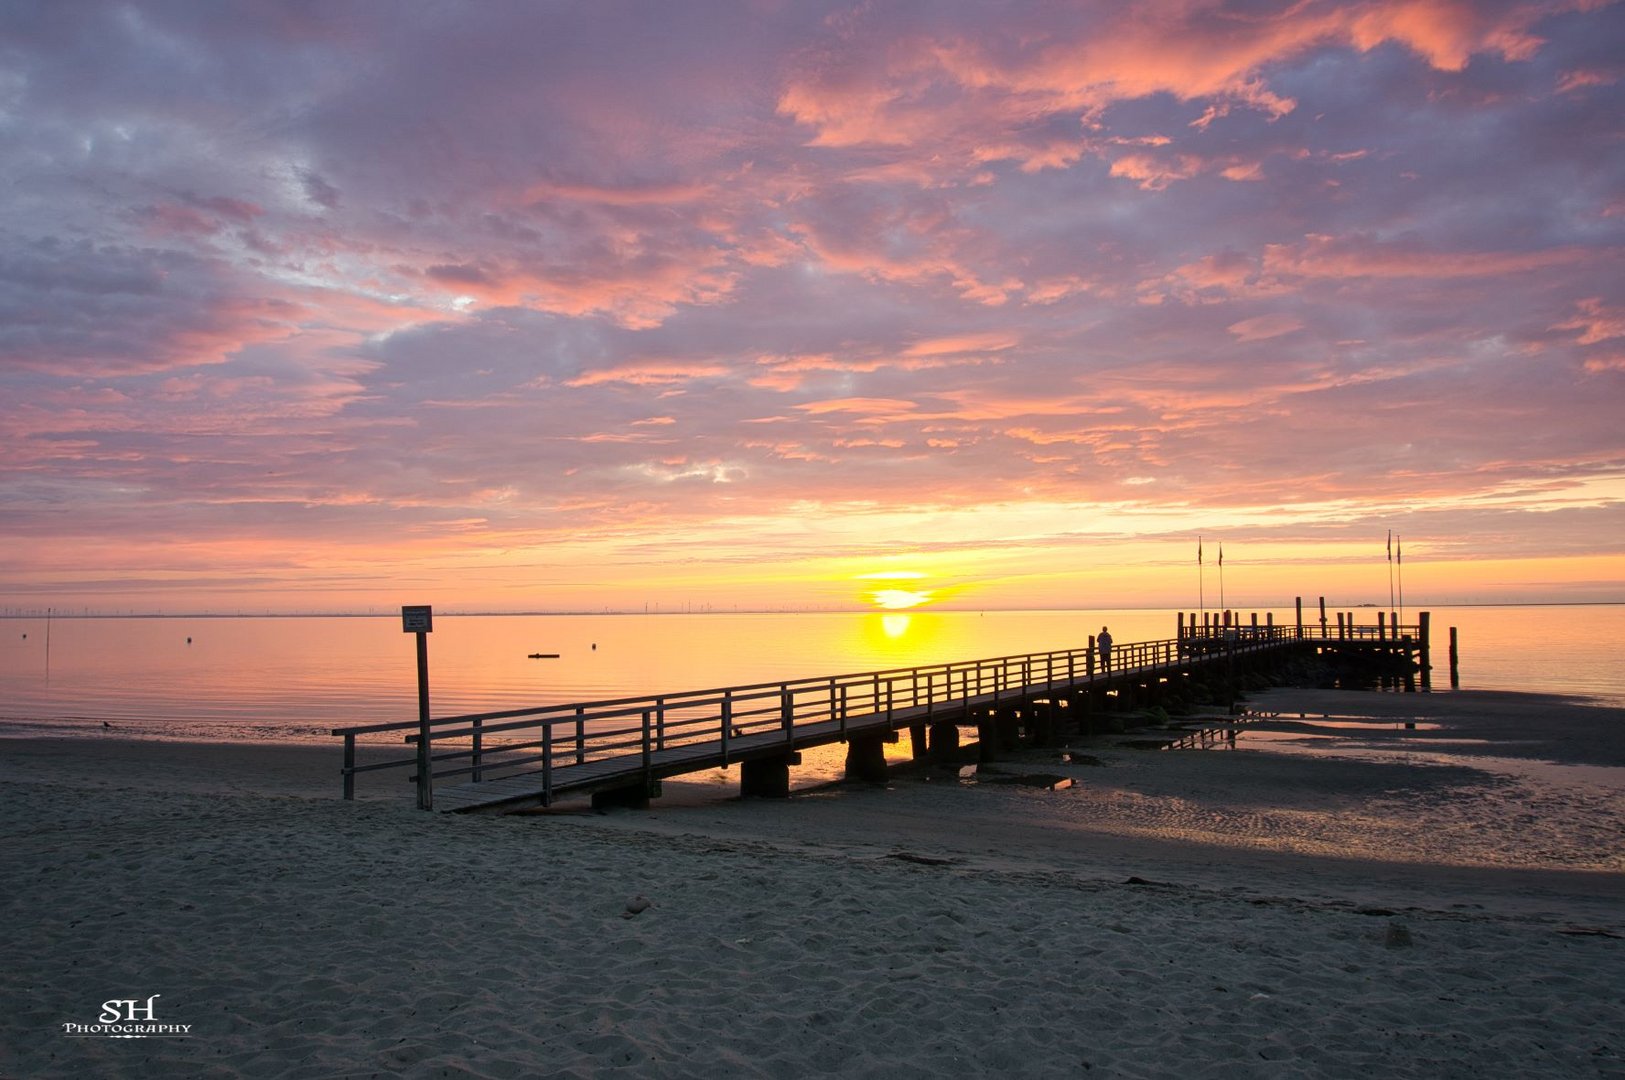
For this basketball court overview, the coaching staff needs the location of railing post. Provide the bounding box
[415,630,432,811]
[721,690,733,762]
[472,717,483,783]
[575,705,586,765]
[642,709,652,772]
[656,697,666,753]
[781,685,794,741]
[543,719,553,805]
[342,734,355,800]
[838,682,848,738]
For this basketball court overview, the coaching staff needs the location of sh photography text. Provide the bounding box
[62,995,193,1038]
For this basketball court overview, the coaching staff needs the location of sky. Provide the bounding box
[2,0,1623,615]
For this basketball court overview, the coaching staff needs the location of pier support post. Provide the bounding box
[1449,627,1460,688]
[997,708,1021,752]
[976,712,997,763]
[740,752,800,798]
[929,720,960,765]
[844,732,891,783]
[1418,611,1432,690]
[909,724,928,762]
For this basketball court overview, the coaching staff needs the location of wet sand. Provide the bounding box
[1,688,1621,1078]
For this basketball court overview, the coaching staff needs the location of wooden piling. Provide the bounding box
[1449,626,1460,688]
[1418,611,1432,690]
[844,733,890,783]
[741,753,797,798]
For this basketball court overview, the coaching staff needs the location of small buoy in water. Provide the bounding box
[186,637,192,644]
[592,643,597,650]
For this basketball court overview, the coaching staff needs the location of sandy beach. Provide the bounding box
[2,688,1622,1078]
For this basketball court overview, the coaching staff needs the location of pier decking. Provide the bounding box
[335,607,1435,813]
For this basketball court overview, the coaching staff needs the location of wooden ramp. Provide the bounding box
[334,616,1430,812]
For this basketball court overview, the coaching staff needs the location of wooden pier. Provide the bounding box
[334,605,1434,813]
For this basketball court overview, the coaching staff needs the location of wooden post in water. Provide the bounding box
[1378,611,1387,640]
[1319,596,1327,638]
[1418,611,1432,690]
[1449,626,1460,688]
[1336,611,1345,639]
[1296,597,1303,640]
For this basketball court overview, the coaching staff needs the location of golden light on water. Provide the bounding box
[880,613,912,639]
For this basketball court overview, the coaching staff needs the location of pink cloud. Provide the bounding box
[1552,298,1625,345]
[1261,234,1585,281]
[1228,313,1305,342]
[566,359,731,388]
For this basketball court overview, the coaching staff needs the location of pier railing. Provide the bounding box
[334,632,1289,803]
[1180,621,1422,643]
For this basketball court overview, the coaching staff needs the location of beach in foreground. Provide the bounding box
[2,688,1622,1078]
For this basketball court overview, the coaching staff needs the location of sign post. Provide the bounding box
[402,605,434,810]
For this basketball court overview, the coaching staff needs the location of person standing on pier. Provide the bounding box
[1098,627,1113,672]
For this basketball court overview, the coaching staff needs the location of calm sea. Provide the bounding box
[1,605,1621,745]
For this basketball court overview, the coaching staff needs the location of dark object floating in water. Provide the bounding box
[527,653,561,659]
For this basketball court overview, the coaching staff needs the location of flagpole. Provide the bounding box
[1397,535,1405,628]
[1198,536,1205,629]
[1387,530,1395,616]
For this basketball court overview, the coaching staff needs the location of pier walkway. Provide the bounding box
[334,610,1432,813]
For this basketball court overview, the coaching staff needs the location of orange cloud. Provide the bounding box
[1553,298,1625,345]
[779,0,1573,178]
[566,360,731,388]
[1261,234,1584,281]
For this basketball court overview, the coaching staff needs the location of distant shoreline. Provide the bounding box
[4,600,1623,620]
